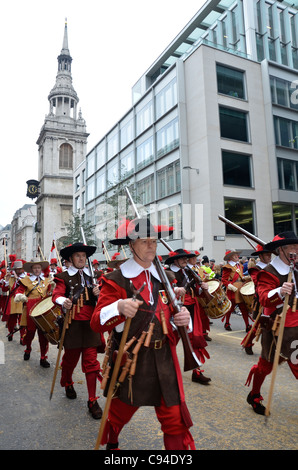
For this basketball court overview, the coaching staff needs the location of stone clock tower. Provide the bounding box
[36,20,89,257]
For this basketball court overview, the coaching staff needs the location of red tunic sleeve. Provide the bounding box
[90,277,127,333]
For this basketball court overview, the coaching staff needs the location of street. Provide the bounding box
[0,313,297,451]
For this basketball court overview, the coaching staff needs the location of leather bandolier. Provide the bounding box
[55,270,102,350]
[103,269,180,408]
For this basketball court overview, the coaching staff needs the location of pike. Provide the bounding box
[80,227,97,288]
[125,187,200,372]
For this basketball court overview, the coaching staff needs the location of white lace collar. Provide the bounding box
[120,258,161,282]
[67,265,91,277]
[271,256,290,275]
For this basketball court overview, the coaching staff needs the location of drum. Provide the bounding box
[198,280,232,319]
[29,297,62,345]
[240,281,255,312]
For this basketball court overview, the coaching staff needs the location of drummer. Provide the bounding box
[14,260,53,368]
[187,252,212,342]
[221,250,251,332]
[165,249,211,385]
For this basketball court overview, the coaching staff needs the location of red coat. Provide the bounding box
[256,270,298,328]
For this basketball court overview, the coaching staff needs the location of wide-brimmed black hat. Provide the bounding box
[250,244,273,256]
[263,231,298,251]
[109,218,174,246]
[165,248,196,265]
[60,242,96,260]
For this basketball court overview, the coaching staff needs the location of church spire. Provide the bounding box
[57,18,72,74]
[47,20,79,119]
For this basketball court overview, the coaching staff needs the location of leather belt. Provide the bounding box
[147,338,166,349]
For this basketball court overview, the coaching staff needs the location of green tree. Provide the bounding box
[59,213,96,249]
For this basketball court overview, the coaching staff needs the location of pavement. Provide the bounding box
[0,313,297,451]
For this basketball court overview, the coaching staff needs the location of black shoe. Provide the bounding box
[224,323,232,331]
[192,369,211,385]
[40,358,50,368]
[24,352,30,361]
[106,442,120,450]
[88,400,103,419]
[65,384,77,399]
[245,346,253,355]
[247,392,266,415]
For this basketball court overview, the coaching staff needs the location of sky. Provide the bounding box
[0,0,206,228]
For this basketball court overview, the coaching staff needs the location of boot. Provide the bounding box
[247,392,266,415]
[192,368,211,384]
[88,399,103,419]
[65,384,77,399]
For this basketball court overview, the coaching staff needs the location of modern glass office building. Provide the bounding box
[74,0,298,262]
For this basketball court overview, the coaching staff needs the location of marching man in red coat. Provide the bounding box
[245,231,298,415]
[91,218,196,450]
[221,249,251,331]
[52,242,104,419]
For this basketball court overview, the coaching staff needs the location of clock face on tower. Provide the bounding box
[28,185,37,195]
[26,180,39,199]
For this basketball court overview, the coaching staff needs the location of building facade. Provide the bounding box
[36,21,89,257]
[74,0,298,262]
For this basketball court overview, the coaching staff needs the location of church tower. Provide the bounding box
[36,20,89,256]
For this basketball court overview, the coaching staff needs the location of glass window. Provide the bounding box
[222,151,252,187]
[86,151,95,178]
[120,150,134,178]
[96,173,105,196]
[156,118,179,158]
[75,174,80,191]
[158,204,182,240]
[219,106,249,142]
[277,158,298,191]
[97,143,105,169]
[224,198,255,235]
[155,78,177,120]
[136,102,153,136]
[86,180,95,202]
[157,161,181,198]
[107,132,118,160]
[107,160,119,188]
[273,203,294,233]
[59,143,73,169]
[75,195,80,213]
[136,136,154,170]
[216,64,245,99]
[136,175,154,205]
[120,118,134,149]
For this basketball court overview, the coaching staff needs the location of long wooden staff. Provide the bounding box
[54,239,63,269]
[265,263,293,418]
[49,287,74,400]
[94,282,145,450]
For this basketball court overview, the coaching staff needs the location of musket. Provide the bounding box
[158,238,214,305]
[125,187,200,372]
[218,214,266,246]
[80,227,97,287]
[265,254,295,420]
[49,286,74,400]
